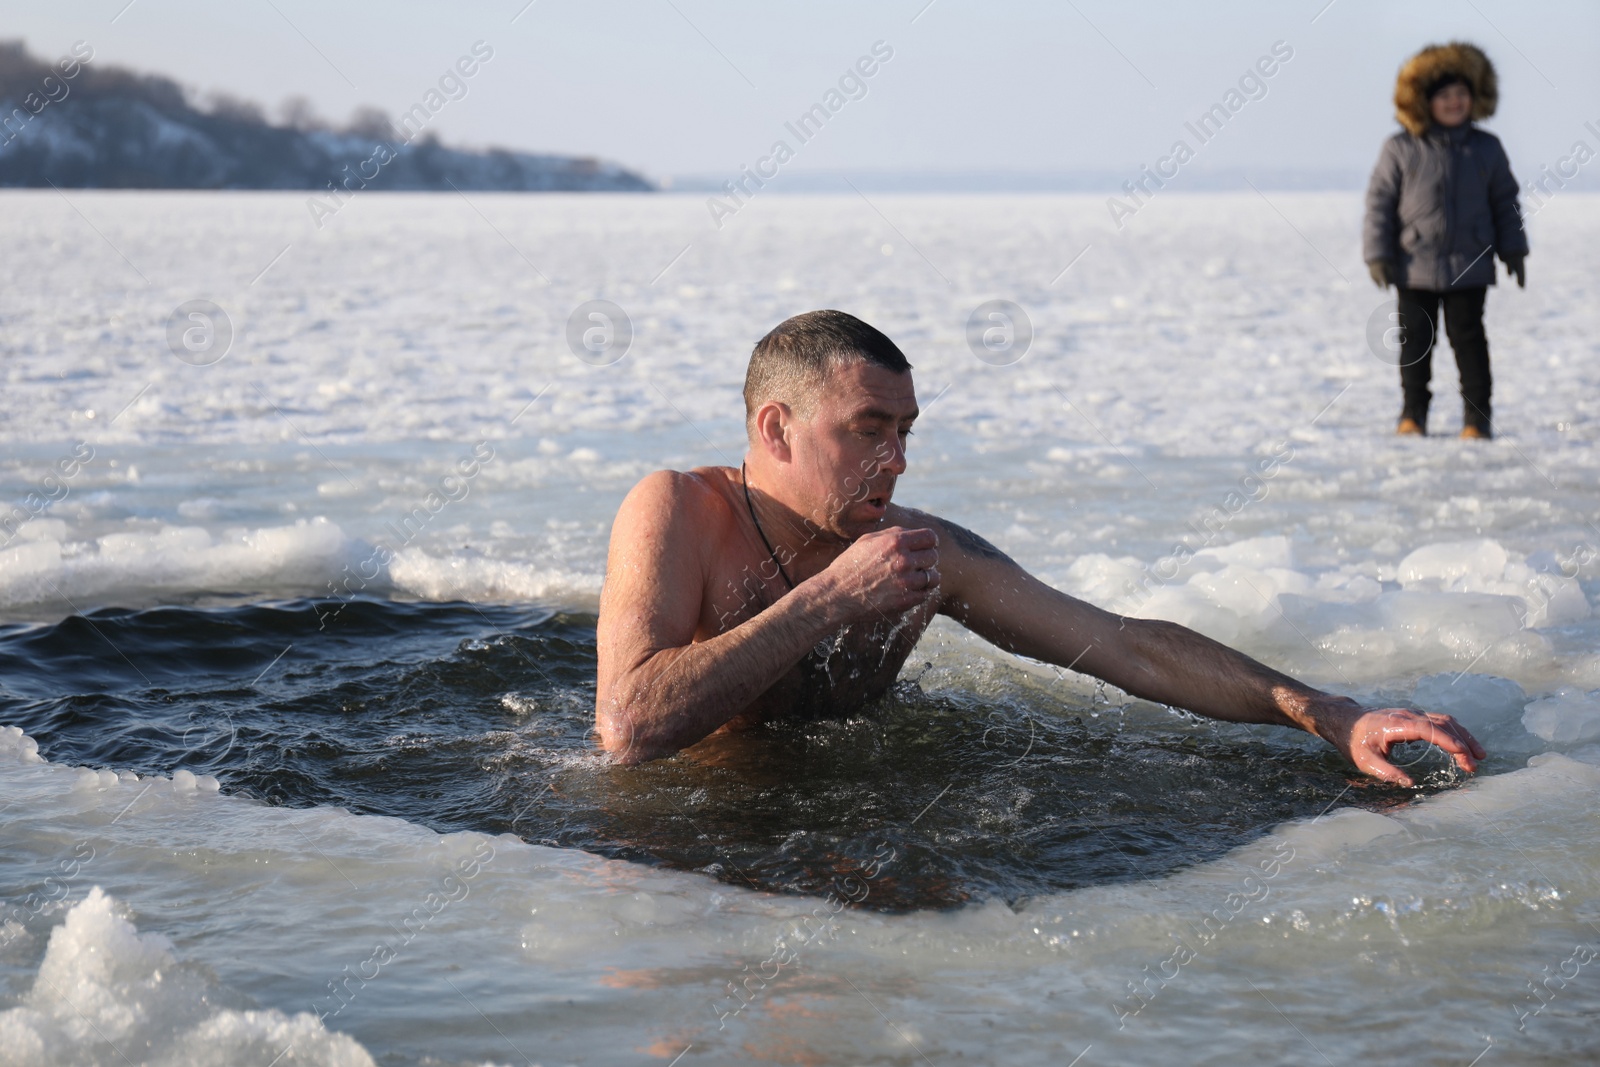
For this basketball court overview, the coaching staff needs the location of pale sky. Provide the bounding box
[9,0,1598,186]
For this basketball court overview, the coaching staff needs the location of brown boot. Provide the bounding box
[1460,424,1492,440]
[1397,417,1425,436]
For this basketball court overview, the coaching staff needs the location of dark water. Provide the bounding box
[0,598,1427,910]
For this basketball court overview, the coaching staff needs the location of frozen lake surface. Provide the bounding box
[2,190,1599,1065]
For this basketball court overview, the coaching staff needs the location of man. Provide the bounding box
[596,310,1485,784]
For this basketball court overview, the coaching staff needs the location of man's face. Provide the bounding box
[789,359,917,541]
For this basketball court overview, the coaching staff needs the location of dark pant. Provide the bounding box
[1394,286,1491,432]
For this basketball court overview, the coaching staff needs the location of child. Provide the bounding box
[1363,42,1527,439]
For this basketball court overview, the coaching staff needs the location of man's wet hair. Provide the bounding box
[743,310,912,431]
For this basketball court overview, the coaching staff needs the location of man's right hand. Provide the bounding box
[815,526,940,617]
[1367,260,1393,289]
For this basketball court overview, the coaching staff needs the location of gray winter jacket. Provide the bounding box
[1363,122,1527,291]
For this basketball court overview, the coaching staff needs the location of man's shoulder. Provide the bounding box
[620,466,739,526]
[888,505,1014,564]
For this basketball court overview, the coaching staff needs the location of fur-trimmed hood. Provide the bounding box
[1393,41,1499,137]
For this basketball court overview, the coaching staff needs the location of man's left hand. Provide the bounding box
[1315,702,1486,786]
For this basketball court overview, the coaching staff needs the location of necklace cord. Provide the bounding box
[741,463,797,591]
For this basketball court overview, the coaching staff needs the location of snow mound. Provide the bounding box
[0,888,375,1067]
[0,519,353,611]
[1061,536,1590,680]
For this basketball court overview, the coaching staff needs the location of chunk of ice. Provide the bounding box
[1522,689,1600,744]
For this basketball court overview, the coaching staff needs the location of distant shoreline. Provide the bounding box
[661,168,1372,194]
[0,39,653,195]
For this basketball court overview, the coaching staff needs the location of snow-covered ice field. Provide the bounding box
[2,189,1599,1065]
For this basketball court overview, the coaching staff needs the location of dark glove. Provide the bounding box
[1504,254,1526,288]
[1367,260,1393,289]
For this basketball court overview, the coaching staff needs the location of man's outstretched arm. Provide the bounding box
[931,518,1485,785]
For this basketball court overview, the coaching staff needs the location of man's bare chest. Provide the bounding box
[701,555,935,721]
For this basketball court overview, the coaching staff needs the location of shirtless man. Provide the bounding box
[595,309,1485,784]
